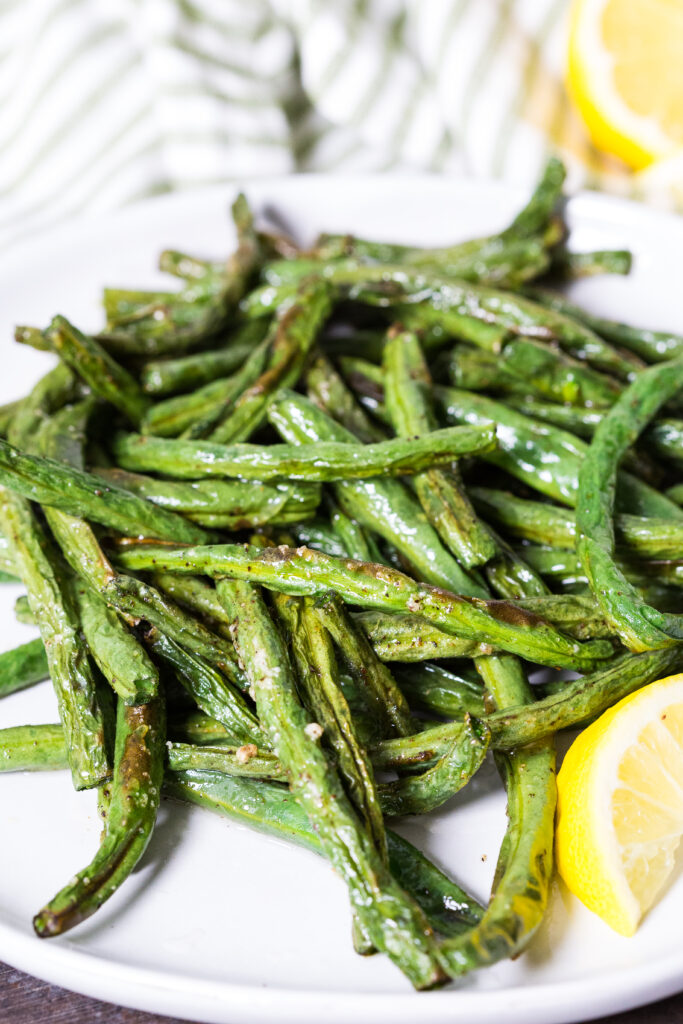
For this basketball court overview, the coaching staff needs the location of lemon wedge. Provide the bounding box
[556,673,683,935]
[567,0,683,168]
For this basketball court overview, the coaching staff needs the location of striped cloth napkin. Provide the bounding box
[0,0,670,252]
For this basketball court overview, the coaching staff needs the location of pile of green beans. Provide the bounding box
[3,159,683,989]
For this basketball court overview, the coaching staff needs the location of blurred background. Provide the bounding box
[1,0,681,250]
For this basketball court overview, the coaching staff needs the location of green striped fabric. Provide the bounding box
[0,0,673,250]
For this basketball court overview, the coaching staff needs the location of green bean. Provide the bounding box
[513,594,613,639]
[139,339,269,438]
[486,646,683,750]
[282,518,348,558]
[166,709,232,745]
[356,594,614,657]
[275,594,386,857]
[480,527,550,601]
[501,398,661,482]
[435,386,683,520]
[14,595,34,624]
[322,328,388,363]
[372,722,468,772]
[0,438,211,544]
[208,277,333,444]
[397,305,510,353]
[472,486,683,561]
[549,247,632,279]
[0,708,405,776]
[666,482,683,506]
[0,638,49,698]
[8,363,80,449]
[379,715,489,818]
[114,541,615,671]
[102,287,194,325]
[71,581,158,705]
[35,394,98,466]
[326,499,384,562]
[525,545,683,599]
[394,662,485,718]
[383,329,496,568]
[13,325,54,352]
[167,742,284,779]
[109,574,245,685]
[278,233,551,289]
[337,355,385,392]
[312,593,413,738]
[184,338,276,441]
[46,316,149,427]
[503,396,604,438]
[140,329,263,397]
[645,418,683,464]
[0,400,21,437]
[404,235,554,288]
[0,535,16,577]
[525,287,683,364]
[158,250,223,284]
[355,609,496,660]
[519,544,587,584]
[0,724,67,771]
[267,390,489,597]
[429,420,555,976]
[503,156,566,239]
[112,420,496,484]
[98,305,207,356]
[306,352,386,443]
[144,628,263,745]
[576,357,683,650]
[334,358,393,428]
[33,698,165,937]
[451,337,622,408]
[94,468,321,527]
[517,545,683,596]
[0,490,108,790]
[217,578,445,989]
[0,722,276,778]
[438,655,556,978]
[448,345,532,397]
[147,573,235,641]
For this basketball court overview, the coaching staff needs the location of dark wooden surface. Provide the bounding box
[2,961,683,1023]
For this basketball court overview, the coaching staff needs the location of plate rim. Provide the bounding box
[2,908,683,1024]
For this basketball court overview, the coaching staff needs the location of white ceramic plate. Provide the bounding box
[1,177,683,1024]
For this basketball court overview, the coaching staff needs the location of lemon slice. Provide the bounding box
[567,0,683,168]
[556,673,683,935]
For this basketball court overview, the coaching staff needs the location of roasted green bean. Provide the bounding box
[576,357,683,650]
[113,541,614,671]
